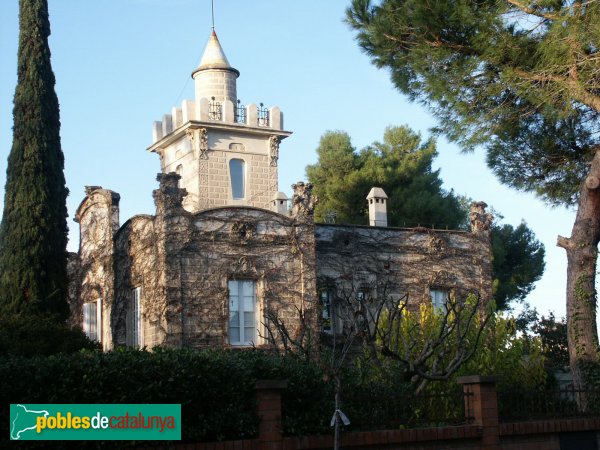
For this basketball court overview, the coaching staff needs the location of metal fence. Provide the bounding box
[209,97,222,121]
[257,103,269,127]
[342,387,473,430]
[498,385,600,422]
[235,100,246,124]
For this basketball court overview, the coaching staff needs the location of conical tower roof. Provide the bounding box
[192,30,239,78]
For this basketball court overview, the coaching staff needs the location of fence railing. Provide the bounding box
[257,102,269,127]
[498,385,600,422]
[235,99,246,124]
[343,387,473,430]
[208,97,222,121]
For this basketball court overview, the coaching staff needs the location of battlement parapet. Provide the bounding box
[152,98,283,143]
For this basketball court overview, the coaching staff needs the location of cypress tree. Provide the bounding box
[0,0,69,320]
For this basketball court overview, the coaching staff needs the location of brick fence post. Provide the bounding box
[255,379,288,450]
[458,375,500,450]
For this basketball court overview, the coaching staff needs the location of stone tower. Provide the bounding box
[148,30,292,213]
[192,31,239,104]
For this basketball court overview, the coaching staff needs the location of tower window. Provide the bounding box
[229,159,245,199]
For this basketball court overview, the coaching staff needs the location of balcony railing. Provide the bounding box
[257,102,269,127]
[235,99,246,124]
[208,97,222,121]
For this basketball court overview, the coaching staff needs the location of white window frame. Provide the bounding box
[82,298,102,342]
[430,288,449,312]
[228,280,259,346]
[128,287,142,348]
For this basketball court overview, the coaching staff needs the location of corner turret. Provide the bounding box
[192,31,240,104]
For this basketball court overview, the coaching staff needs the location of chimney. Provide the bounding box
[271,191,289,215]
[367,187,388,227]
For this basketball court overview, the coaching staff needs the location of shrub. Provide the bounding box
[0,348,331,448]
[0,314,99,357]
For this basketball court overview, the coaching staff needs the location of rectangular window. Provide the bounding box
[82,300,101,342]
[128,287,142,348]
[320,290,333,333]
[430,289,449,312]
[228,280,256,346]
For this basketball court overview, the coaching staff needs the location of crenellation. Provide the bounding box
[171,107,183,129]
[152,121,163,142]
[247,103,258,127]
[222,99,235,123]
[182,99,195,122]
[161,114,173,137]
[269,107,281,130]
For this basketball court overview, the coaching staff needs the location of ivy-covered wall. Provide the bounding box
[69,175,492,351]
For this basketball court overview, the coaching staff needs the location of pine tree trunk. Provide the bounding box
[557,148,600,401]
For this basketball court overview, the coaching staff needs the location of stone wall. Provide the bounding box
[176,206,317,348]
[72,187,120,350]
[193,69,238,104]
[314,223,493,312]
[113,215,160,347]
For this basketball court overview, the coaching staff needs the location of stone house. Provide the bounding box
[69,31,493,351]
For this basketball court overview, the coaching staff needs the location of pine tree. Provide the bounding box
[347,0,600,392]
[0,0,69,320]
[307,126,465,228]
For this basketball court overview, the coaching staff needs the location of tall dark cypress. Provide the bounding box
[0,0,69,320]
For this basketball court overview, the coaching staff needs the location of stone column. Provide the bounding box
[153,173,188,347]
[255,380,288,450]
[458,375,500,450]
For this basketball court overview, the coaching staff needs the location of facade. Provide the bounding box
[68,31,493,351]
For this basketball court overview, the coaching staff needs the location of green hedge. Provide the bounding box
[0,314,99,357]
[1,348,332,448]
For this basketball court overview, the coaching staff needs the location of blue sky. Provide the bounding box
[0,1,582,322]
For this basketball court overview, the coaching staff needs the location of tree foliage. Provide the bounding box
[306,126,545,309]
[0,0,69,319]
[532,312,569,370]
[492,222,545,308]
[307,126,465,228]
[373,294,494,393]
[346,0,600,206]
[346,0,600,391]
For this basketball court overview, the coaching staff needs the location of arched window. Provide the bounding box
[229,159,245,199]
